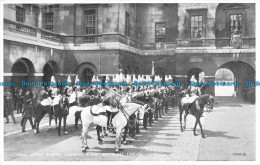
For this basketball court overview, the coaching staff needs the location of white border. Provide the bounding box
[0,0,259,165]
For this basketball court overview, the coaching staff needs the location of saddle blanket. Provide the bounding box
[91,105,108,115]
[40,96,61,106]
[181,95,198,105]
[96,103,119,113]
[69,92,77,104]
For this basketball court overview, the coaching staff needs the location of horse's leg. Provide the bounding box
[123,124,129,145]
[184,113,188,131]
[193,118,198,136]
[49,114,52,129]
[103,127,108,136]
[55,117,58,129]
[75,112,80,129]
[36,112,46,133]
[63,116,67,135]
[118,129,124,151]
[57,116,62,136]
[115,128,123,153]
[179,107,184,132]
[198,118,206,138]
[81,123,90,152]
[159,106,162,118]
[96,125,103,144]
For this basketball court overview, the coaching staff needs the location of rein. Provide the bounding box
[118,103,141,124]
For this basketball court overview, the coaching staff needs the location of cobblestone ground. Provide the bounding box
[4,96,255,161]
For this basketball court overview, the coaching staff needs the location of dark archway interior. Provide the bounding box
[155,69,166,82]
[187,68,204,83]
[43,61,59,83]
[11,58,35,93]
[82,68,94,82]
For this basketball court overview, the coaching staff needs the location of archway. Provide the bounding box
[215,68,235,96]
[76,62,97,83]
[187,68,205,84]
[11,58,35,93]
[215,61,255,103]
[155,68,166,82]
[43,61,59,83]
[82,68,94,82]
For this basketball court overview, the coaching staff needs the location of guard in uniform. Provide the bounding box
[21,90,34,132]
[17,89,24,114]
[4,91,16,124]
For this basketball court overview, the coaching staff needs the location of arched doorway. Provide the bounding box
[11,58,35,93]
[82,68,94,82]
[215,68,235,96]
[155,68,166,82]
[187,68,205,83]
[76,62,97,83]
[43,61,59,83]
[215,61,255,103]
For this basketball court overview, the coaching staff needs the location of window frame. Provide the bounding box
[16,6,26,23]
[83,7,97,43]
[224,9,245,37]
[187,8,207,39]
[190,15,203,39]
[43,12,54,32]
[155,22,166,43]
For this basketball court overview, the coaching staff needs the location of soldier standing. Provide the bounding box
[4,91,16,124]
[21,90,34,132]
[17,89,24,114]
[31,88,38,118]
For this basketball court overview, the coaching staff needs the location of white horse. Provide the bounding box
[69,102,146,153]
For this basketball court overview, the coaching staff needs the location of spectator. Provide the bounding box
[17,89,24,114]
[4,91,16,124]
[31,88,38,118]
[21,90,34,132]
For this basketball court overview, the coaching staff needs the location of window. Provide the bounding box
[43,13,53,31]
[82,68,94,82]
[190,15,203,38]
[16,6,25,23]
[125,12,130,37]
[155,22,166,43]
[84,9,96,43]
[230,14,242,33]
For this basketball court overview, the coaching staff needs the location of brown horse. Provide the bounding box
[179,93,211,138]
[34,95,69,136]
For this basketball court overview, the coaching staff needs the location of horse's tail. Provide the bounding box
[68,106,84,118]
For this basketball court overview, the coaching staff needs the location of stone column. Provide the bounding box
[204,76,215,95]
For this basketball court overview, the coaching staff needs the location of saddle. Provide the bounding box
[90,105,107,116]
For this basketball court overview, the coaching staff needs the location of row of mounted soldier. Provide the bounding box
[32,73,179,153]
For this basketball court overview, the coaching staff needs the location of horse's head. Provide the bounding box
[196,94,211,110]
[60,95,70,112]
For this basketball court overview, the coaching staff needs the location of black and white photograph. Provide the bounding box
[1,1,259,163]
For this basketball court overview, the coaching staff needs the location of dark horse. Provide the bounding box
[179,92,211,138]
[34,95,69,136]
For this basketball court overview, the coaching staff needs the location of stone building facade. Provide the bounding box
[3,3,255,102]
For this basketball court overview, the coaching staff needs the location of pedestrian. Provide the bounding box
[21,90,34,132]
[17,88,24,114]
[31,88,38,118]
[12,87,18,112]
[4,91,16,124]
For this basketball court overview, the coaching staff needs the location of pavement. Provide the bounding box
[4,96,255,161]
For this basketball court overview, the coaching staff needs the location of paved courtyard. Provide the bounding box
[4,96,255,161]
